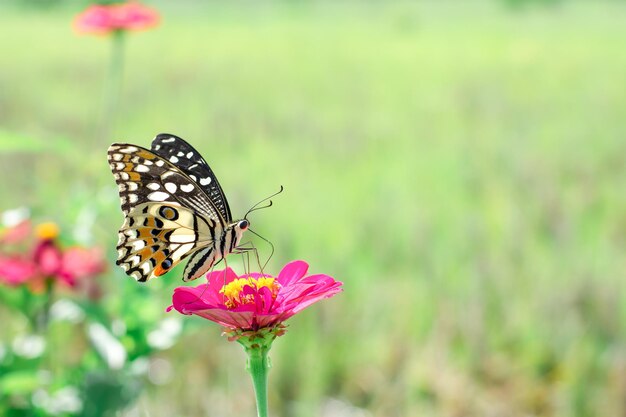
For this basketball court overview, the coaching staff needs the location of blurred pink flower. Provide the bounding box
[0,221,106,291]
[0,255,37,286]
[74,1,160,35]
[169,260,342,332]
[0,219,32,245]
[34,241,63,278]
[60,247,107,286]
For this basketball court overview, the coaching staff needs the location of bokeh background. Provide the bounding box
[1,1,625,416]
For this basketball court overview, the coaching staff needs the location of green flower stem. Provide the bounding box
[234,326,285,417]
[37,278,54,333]
[100,29,125,143]
[246,345,270,417]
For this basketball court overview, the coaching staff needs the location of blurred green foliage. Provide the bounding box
[0,1,625,416]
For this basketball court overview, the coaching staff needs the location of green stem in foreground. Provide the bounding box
[233,326,285,417]
[246,344,270,417]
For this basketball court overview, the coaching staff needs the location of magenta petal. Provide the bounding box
[172,285,216,314]
[277,260,309,286]
[0,256,37,286]
[36,243,63,276]
[194,308,255,329]
[256,286,274,314]
[288,285,343,315]
[206,267,238,290]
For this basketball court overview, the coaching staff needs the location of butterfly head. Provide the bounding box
[227,219,250,250]
[237,219,250,231]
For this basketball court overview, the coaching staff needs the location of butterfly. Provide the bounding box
[107,133,250,283]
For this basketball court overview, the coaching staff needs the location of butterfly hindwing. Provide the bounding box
[151,133,232,222]
[115,202,221,282]
[182,247,219,282]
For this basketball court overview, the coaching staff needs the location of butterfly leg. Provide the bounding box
[179,260,221,309]
[233,242,266,276]
[234,240,256,274]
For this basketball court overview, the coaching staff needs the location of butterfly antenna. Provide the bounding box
[248,228,275,272]
[244,185,284,220]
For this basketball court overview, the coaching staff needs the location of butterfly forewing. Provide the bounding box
[151,134,232,222]
[108,143,228,282]
[108,144,224,220]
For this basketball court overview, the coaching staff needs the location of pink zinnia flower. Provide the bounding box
[0,219,32,245]
[169,260,342,333]
[74,1,160,35]
[0,255,37,286]
[0,221,106,292]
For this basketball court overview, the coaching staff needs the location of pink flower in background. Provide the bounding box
[34,240,63,278]
[0,221,106,291]
[60,247,107,286]
[0,255,37,286]
[74,1,160,35]
[0,219,32,245]
[169,260,342,332]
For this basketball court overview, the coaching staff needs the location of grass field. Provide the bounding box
[1,1,625,416]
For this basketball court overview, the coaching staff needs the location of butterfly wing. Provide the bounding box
[115,203,220,282]
[151,133,232,222]
[108,143,224,282]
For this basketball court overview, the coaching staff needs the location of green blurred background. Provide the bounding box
[1,1,625,416]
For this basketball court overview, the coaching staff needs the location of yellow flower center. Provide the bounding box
[220,276,281,309]
[35,222,60,240]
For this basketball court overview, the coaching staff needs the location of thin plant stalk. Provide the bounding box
[99,30,125,144]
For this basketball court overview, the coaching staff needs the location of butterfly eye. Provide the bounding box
[239,220,249,230]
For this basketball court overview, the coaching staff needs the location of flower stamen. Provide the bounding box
[220,276,281,309]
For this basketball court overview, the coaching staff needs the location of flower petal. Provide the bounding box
[0,255,37,286]
[206,267,238,291]
[35,242,63,277]
[73,2,160,35]
[277,260,309,286]
[0,219,32,244]
[171,284,216,314]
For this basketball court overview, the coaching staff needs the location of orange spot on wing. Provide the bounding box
[138,247,152,259]
[137,227,153,238]
[137,150,157,160]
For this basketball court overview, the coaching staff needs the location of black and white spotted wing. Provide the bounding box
[107,143,230,282]
[108,143,226,222]
[151,134,232,223]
